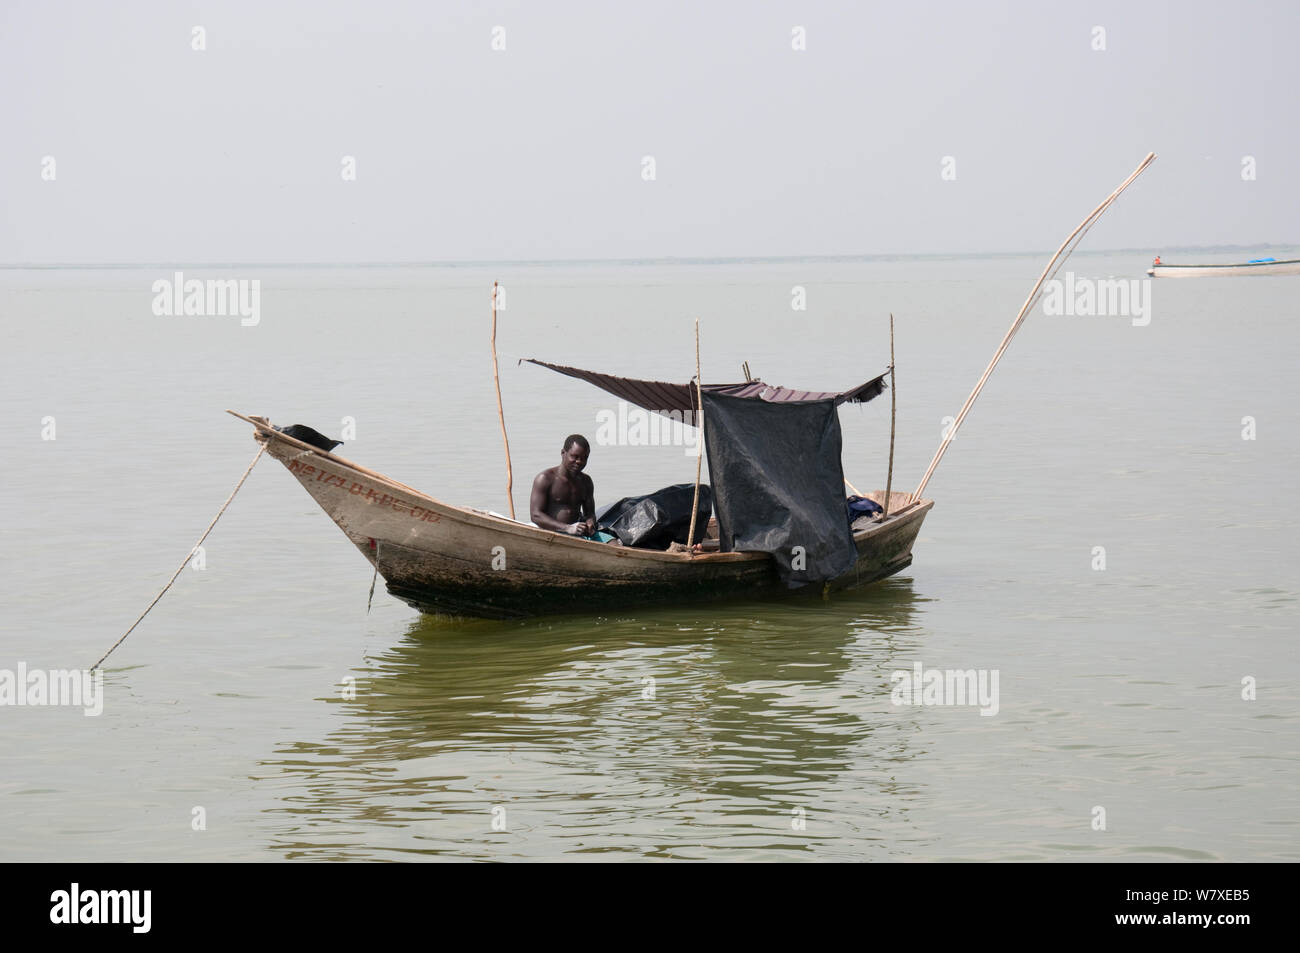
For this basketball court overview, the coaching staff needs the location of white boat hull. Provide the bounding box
[1147,259,1300,277]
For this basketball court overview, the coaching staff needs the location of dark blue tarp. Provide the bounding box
[701,393,857,587]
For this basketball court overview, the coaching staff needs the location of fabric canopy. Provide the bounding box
[523,358,886,420]
[524,355,877,586]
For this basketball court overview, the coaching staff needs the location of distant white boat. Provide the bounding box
[1147,257,1300,277]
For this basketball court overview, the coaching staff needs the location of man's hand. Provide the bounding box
[582,518,596,536]
[567,522,586,536]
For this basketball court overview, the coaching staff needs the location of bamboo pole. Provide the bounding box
[883,313,897,518]
[687,318,704,553]
[490,281,516,519]
[912,152,1156,500]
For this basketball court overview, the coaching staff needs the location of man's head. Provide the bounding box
[560,434,590,475]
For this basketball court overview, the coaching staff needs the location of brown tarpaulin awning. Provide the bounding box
[523,359,887,419]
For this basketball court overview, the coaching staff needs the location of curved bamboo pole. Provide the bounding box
[912,152,1156,499]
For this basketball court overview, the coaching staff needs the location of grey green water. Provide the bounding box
[2,254,1297,860]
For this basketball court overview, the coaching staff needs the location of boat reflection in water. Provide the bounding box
[257,579,937,861]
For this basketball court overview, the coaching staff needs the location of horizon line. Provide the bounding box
[1,242,1295,270]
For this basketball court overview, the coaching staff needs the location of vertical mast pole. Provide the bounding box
[883,313,897,518]
[687,318,705,552]
[490,281,515,519]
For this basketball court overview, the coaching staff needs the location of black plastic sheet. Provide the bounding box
[596,483,713,549]
[276,424,343,452]
[702,393,857,587]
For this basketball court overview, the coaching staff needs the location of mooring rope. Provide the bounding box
[367,542,381,614]
[90,443,268,672]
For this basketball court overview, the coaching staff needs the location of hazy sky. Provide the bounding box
[3,0,1297,263]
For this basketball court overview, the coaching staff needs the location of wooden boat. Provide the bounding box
[218,156,1159,622]
[81,156,1155,677]
[229,411,932,619]
[1147,257,1300,277]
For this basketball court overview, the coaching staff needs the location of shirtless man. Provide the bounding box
[530,435,598,536]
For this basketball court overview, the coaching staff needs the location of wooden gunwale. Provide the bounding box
[228,409,930,566]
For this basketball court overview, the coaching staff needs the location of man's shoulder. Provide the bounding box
[533,466,557,485]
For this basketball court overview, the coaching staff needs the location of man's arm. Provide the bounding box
[580,475,597,536]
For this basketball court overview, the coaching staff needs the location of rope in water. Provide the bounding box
[367,542,381,614]
[89,443,268,672]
